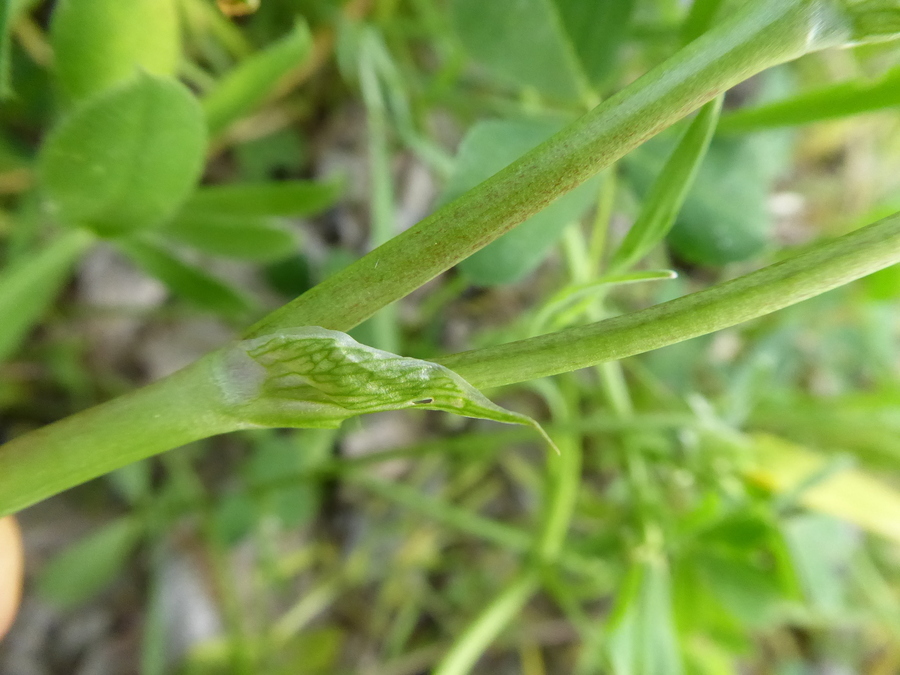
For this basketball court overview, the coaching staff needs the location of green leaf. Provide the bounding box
[608,554,684,675]
[204,21,312,135]
[610,97,722,272]
[212,326,557,452]
[244,428,332,529]
[162,212,297,261]
[117,239,252,317]
[694,551,784,627]
[451,0,587,101]
[50,0,181,102]
[182,179,342,218]
[38,74,207,237]
[720,64,900,131]
[234,128,309,181]
[624,70,794,266]
[843,1,900,44]
[38,517,143,609]
[864,260,900,300]
[264,254,312,298]
[212,490,257,546]
[106,461,153,507]
[0,0,14,99]
[626,132,786,266]
[683,636,739,675]
[783,514,858,616]
[163,179,341,260]
[446,119,599,285]
[680,0,727,44]
[0,229,94,363]
[551,0,635,87]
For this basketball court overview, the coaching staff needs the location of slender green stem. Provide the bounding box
[0,357,236,516]
[360,28,400,353]
[437,211,900,389]
[532,378,582,564]
[247,0,851,337]
[433,569,540,675]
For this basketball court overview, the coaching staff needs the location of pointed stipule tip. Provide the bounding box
[532,421,560,455]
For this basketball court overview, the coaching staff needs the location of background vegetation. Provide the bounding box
[2,0,900,673]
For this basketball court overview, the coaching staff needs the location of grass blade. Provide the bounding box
[0,229,93,362]
[204,21,312,135]
[181,179,342,217]
[609,96,722,272]
[162,212,297,262]
[117,239,252,317]
[0,0,13,99]
[720,64,900,131]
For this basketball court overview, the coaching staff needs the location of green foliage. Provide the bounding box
[0,229,92,361]
[117,238,251,316]
[182,179,343,218]
[553,0,636,86]
[0,0,14,98]
[37,517,143,609]
[625,124,791,265]
[243,429,332,530]
[38,74,207,236]
[162,212,298,262]
[451,0,587,101]
[610,97,722,271]
[50,0,181,102]
[203,21,313,135]
[608,556,683,675]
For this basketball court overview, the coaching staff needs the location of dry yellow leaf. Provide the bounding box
[746,433,900,543]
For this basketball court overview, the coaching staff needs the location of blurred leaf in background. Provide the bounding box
[38,74,207,236]
[50,0,181,102]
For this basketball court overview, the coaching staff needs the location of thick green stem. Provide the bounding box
[0,358,236,516]
[437,212,900,389]
[247,0,851,337]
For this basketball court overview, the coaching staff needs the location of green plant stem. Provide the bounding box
[433,569,540,675]
[360,28,400,353]
[533,378,582,564]
[0,358,236,516]
[247,0,852,337]
[437,211,900,389]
